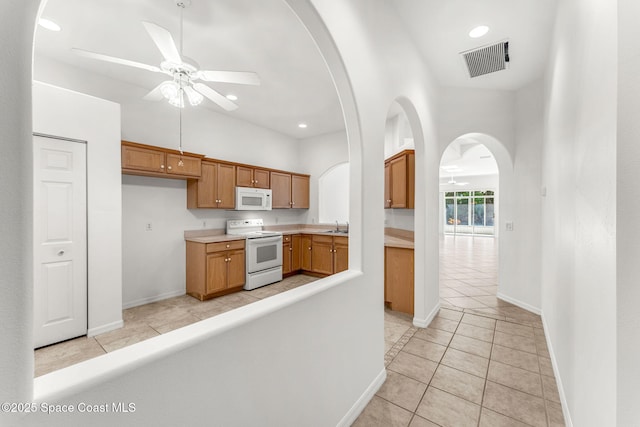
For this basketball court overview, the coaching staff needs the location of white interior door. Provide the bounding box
[33,134,87,349]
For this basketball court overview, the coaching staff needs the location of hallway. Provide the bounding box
[356,235,564,426]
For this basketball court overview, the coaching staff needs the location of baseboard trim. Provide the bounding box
[413,302,441,328]
[122,289,185,310]
[336,367,387,427]
[87,319,123,337]
[496,292,541,315]
[540,311,573,427]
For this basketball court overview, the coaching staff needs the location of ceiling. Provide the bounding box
[393,0,557,90]
[440,137,498,178]
[35,0,345,139]
[35,0,558,140]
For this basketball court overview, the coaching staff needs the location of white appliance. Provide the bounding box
[226,219,282,290]
[235,187,272,211]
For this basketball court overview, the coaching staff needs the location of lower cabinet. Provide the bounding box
[186,239,245,301]
[384,246,414,315]
[283,233,348,277]
[282,234,301,275]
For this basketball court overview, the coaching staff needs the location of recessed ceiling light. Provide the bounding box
[298,123,308,129]
[469,25,489,38]
[39,18,61,32]
[225,94,238,101]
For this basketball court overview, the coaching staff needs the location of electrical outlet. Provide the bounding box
[202,221,207,228]
[275,217,279,224]
[145,222,153,231]
[506,221,514,231]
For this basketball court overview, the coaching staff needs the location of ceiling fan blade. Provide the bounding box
[193,83,238,111]
[198,70,260,86]
[143,81,169,101]
[72,48,161,73]
[142,21,182,64]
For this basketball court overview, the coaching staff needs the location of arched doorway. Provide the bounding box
[438,133,511,313]
[1,0,366,404]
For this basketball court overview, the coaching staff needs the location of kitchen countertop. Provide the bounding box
[184,225,414,249]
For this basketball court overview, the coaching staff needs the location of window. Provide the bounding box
[444,190,495,236]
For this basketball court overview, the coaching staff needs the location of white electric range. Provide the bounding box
[226,219,283,290]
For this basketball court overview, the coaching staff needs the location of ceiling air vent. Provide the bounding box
[461,41,509,78]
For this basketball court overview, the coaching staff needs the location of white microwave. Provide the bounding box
[235,187,272,210]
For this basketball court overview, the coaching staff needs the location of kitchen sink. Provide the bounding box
[323,230,349,234]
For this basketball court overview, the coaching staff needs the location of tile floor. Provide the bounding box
[34,274,319,377]
[354,235,566,427]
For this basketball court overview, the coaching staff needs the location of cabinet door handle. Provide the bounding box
[160,165,165,169]
[167,166,172,171]
[226,244,230,248]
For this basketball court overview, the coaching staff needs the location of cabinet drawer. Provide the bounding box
[206,240,245,253]
[333,236,348,245]
[312,235,334,244]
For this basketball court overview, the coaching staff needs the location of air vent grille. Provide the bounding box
[461,41,509,78]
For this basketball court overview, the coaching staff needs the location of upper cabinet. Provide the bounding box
[122,141,203,179]
[187,160,236,209]
[384,149,415,209]
[236,166,270,189]
[121,141,310,210]
[271,172,310,209]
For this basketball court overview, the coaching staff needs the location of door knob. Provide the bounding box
[57,250,65,256]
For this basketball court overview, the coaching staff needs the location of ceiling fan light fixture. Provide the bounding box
[184,85,204,106]
[226,94,238,101]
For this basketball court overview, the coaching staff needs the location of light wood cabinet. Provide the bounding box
[282,234,302,276]
[333,236,349,273]
[384,150,415,209]
[297,234,349,276]
[186,239,245,301]
[270,172,310,209]
[236,166,270,189]
[122,141,202,179]
[301,234,312,271]
[271,172,292,208]
[187,161,236,209]
[292,174,310,208]
[311,235,334,275]
[384,246,414,315]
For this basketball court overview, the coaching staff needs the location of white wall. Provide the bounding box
[1,1,441,426]
[541,0,617,425]
[437,86,543,313]
[318,162,350,224]
[297,130,349,225]
[617,0,640,423]
[32,82,123,336]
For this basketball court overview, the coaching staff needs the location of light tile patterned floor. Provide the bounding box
[354,235,566,427]
[34,274,319,377]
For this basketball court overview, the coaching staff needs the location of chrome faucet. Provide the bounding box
[336,220,340,232]
[346,221,349,234]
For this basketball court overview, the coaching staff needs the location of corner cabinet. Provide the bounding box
[384,150,415,209]
[186,239,245,300]
[271,172,310,209]
[187,160,236,209]
[121,141,203,179]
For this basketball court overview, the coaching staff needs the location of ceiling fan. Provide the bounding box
[71,0,259,111]
[442,176,469,186]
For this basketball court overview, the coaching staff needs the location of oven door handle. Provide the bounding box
[248,236,282,244]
